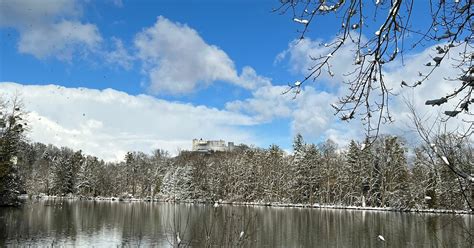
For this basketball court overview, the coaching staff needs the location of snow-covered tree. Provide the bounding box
[264,144,289,202]
[289,134,311,203]
[342,140,366,205]
[0,97,27,206]
[50,148,83,196]
[318,139,340,204]
[160,165,195,201]
[278,0,473,140]
[76,155,101,196]
[303,144,322,204]
[408,148,437,209]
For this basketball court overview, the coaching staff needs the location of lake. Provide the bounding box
[0,199,473,247]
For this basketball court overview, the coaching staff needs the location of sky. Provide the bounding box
[0,0,468,161]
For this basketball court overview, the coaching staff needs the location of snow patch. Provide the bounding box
[293,18,309,24]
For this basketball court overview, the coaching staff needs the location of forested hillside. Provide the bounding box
[11,134,473,210]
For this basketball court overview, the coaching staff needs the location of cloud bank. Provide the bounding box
[0,82,257,161]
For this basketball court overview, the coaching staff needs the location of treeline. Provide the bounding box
[11,133,473,210]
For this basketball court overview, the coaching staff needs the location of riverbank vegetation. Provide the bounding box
[8,132,473,211]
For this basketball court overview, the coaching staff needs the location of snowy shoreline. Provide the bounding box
[21,194,474,215]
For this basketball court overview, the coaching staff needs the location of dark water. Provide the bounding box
[0,199,473,247]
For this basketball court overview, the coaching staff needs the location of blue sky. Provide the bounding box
[0,0,465,160]
[1,0,296,91]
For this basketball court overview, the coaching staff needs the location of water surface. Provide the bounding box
[0,199,472,247]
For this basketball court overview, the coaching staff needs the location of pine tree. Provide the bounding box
[51,148,80,195]
[0,98,26,206]
[304,144,321,204]
[343,140,363,205]
[290,133,309,203]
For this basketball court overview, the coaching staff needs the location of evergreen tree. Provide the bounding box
[290,133,308,203]
[304,144,321,204]
[51,148,78,195]
[343,140,362,205]
[0,98,26,206]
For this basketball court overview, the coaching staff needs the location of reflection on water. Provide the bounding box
[0,199,473,247]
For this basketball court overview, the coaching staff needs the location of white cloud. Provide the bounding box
[276,37,362,88]
[380,44,473,141]
[18,20,102,60]
[237,66,272,90]
[0,0,102,60]
[1,9,270,92]
[271,38,472,146]
[225,85,293,122]
[0,82,258,161]
[291,87,341,139]
[105,38,134,69]
[226,84,358,145]
[134,16,270,94]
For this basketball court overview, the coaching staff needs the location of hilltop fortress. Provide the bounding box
[192,138,235,152]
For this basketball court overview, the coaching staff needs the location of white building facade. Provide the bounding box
[192,139,235,152]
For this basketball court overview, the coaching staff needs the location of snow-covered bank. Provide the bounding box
[23,195,473,215]
[219,201,474,215]
[23,194,158,203]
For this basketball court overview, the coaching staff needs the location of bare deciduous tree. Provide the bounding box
[408,102,473,210]
[276,0,473,140]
